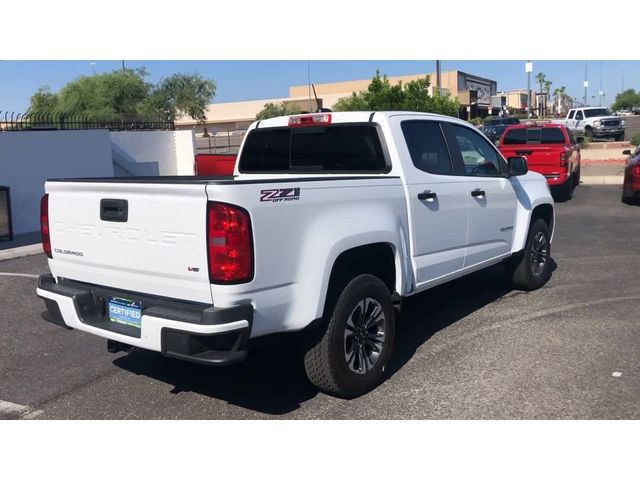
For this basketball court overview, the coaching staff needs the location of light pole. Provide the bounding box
[525,61,533,120]
[584,61,588,107]
[599,60,604,107]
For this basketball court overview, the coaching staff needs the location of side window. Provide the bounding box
[448,124,505,177]
[567,110,575,120]
[401,121,454,175]
[566,129,576,145]
[575,110,584,121]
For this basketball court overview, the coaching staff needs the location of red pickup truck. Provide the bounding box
[194,154,237,176]
[499,123,581,201]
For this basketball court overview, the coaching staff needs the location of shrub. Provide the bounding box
[631,132,640,146]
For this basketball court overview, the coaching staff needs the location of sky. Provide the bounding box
[1,60,637,114]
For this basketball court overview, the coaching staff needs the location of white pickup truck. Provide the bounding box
[37,111,555,398]
[553,107,625,141]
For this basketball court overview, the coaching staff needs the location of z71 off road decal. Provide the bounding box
[260,188,301,203]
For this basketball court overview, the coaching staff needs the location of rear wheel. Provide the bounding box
[507,218,552,291]
[556,175,573,201]
[303,274,395,399]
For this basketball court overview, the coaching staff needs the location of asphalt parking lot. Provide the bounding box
[1,185,639,420]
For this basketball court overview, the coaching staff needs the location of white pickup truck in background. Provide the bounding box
[37,111,555,398]
[553,107,625,141]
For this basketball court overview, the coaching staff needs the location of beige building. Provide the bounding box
[493,90,540,113]
[177,70,498,135]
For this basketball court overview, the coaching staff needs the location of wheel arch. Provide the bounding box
[322,242,398,319]
[531,203,554,238]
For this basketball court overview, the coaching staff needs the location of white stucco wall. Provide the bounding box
[109,130,195,176]
[0,130,114,235]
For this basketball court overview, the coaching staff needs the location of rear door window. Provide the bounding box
[567,110,575,119]
[401,121,454,175]
[239,124,388,173]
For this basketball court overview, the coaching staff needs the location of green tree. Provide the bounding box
[27,68,215,121]
[544,80,552,100]
[27,86,59,116]
[535,72,546,95]
[255,102,304,120]
[332,70,459,116]
[332,93,370,111]
[145,73,216,122]
[611,89,640,112]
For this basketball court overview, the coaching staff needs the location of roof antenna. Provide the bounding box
[312,84,332,113]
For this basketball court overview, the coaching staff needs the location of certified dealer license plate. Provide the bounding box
[108,297,142,328]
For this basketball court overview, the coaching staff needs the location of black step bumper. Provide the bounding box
[36,274,253,366]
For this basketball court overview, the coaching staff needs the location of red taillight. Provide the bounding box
[207,202,253,284]
[633,165,640,176]
[288,113,332,128]
[560,151,568,168]
[40,194,52,258]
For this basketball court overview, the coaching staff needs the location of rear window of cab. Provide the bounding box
[502,127,566,145]
[238,124,389,173]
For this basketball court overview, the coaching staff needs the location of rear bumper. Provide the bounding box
[542,173,569,186]
[623,177,640,198]
[36,274,253,366]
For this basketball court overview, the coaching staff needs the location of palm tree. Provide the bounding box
[553,88,560,115]
[535,73,546,116]
[559,86,568,114]
[543,80,552,117]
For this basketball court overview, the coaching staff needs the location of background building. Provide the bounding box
[176,70,498,152]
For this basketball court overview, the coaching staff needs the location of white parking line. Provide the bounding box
[0,400,43,420]
[0,272,39,279]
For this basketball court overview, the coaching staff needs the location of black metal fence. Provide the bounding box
[0,111,175,132]
[195,129,246,154]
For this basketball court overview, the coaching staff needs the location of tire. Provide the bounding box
[615,133,625,142]
[585,128,593,141]
[507,218,552,291]
[556,175,573,201]
[573,166,581,187]
[303,274,395,399]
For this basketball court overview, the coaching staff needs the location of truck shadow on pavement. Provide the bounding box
[113,261,556,416]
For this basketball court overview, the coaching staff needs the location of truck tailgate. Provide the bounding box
[501,145,560,168]
[46,180,212,304]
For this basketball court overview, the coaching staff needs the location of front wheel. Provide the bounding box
[507,218,552,291]
[584,128,593,141]
[303,274,395,399]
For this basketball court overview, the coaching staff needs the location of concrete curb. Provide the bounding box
[0,244,43,262]
[580,176,623,186]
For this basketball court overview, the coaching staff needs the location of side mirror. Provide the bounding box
[508,156,528,176]
[623,150,632,156]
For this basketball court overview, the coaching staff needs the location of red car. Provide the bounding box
[621,145,640,204]
[499,123,581,201]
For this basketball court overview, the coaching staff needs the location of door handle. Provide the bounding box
[471,189,485,198]
[418,190,437,201]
